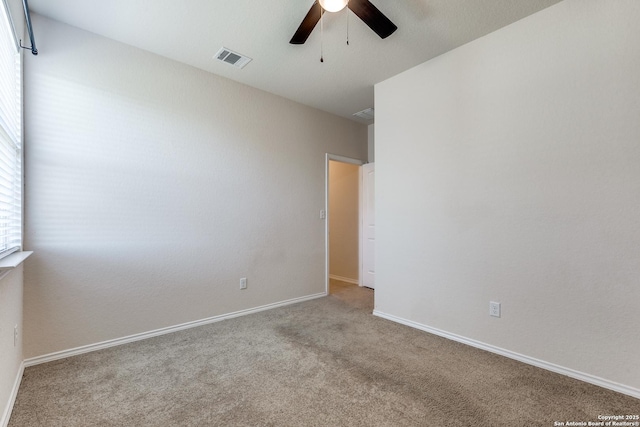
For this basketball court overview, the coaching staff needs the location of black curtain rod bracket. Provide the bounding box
[20,0,37,55]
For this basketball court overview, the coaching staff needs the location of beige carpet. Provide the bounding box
[9,281,639,426]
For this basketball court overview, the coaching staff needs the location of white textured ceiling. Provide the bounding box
[27,0,564,123]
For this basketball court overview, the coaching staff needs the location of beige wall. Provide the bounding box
[23,15,367,359]
[329,161,360,282]
[375,0,640,394]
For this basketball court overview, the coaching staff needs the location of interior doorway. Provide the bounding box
[325,154,364,295]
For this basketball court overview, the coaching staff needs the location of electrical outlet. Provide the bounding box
[489,301,501,318]
[14,325,17,346]
[240,277,247,290]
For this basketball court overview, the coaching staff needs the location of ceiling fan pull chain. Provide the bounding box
[320,8,324,62]
[346,1,350,45]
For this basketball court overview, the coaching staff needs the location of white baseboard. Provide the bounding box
[1,361,24,427]
[329,274,359,285]
[373,310,640,400]
[25,292,326,368]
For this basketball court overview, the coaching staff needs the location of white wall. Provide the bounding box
[23,15,367,358]
[367,124,374,163]
[1,1,25,424]
[375,0,640,394]
[0,268,23,426]
[329,161,359,282]
[2,0,24,46]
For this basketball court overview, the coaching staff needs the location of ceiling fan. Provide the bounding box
[290,0,397,45]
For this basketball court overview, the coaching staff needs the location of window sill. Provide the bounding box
[0,251,33,269]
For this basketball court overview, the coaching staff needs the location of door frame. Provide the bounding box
[360,162,375,289]
[325,153,364,295]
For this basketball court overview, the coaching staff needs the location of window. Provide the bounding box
[0,1,22,259]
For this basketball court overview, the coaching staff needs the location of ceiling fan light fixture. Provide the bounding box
[318,0,348,13]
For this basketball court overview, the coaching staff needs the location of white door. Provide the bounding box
[361,163,375,289]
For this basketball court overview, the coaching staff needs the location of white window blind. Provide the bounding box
[0,2,22,258]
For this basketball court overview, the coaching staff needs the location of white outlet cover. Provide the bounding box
[489,301,501,318]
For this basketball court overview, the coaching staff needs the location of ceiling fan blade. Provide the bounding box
[348,0,397,39]
[290,1,323,44]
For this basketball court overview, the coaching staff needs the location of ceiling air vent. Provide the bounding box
[214,47,252,69]
[353,108,375,121]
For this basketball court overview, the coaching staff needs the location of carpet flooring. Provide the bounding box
[9,281,639,426]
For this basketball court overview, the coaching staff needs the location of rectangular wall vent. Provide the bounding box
[353,108,374,121]
[214,47,252,69]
